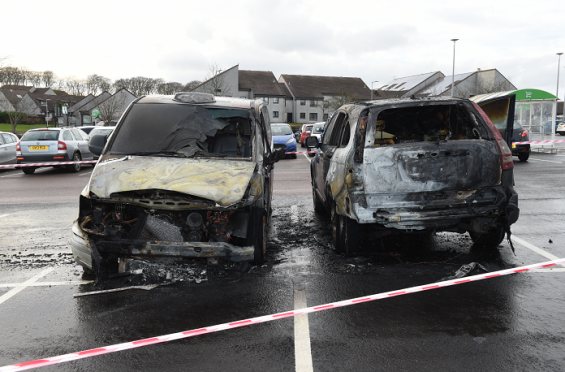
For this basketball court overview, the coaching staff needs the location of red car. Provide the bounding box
[300,124,314,147]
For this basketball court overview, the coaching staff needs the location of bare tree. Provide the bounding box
[41,71,56,88]
[326,91,359,112]
[97,94,126,124]
[86,74,112,95]
[0,94,39,133]
[62,77,87,96]
[29,71,42,87]
[184,80,201,91]
[201,63,231,96]
[157,81,184,95]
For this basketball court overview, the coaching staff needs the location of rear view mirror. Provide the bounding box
[89,134,107,156]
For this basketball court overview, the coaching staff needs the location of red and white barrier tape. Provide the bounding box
[513,139,565,145]
[0,161,97,169]
[1,257,563,372]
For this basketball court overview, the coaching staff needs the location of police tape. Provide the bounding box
[512,139,565,145]
[0,161,97,169]
[1,257,563,372]
[284,151,318,154]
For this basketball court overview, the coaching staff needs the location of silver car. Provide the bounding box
[17,128,94,174]
[0,131,19,165]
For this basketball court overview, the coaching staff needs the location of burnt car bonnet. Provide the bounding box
[86,156,256,206]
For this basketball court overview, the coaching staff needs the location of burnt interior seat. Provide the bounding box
[212,135,251,156]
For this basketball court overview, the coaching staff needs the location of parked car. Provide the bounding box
[542,120,562,134]
[307,97,519,254]
[76,126,98,135]
[71,92,284,278]
[0,131,19,165]
[17,127,94,174]
[300,124,314,147]
[557,122,565,136]
[271,123,297,159]
[88,127,114,138]
[510,121,531,161]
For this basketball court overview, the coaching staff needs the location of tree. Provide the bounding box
[62,77,87,96]
[97,94,126,124]
[157,81,184,95]
[41,71,56,88]
[184,80,201,91]
[326,91,359,112]
[86,74,112,95]
[0,94,39,133]
[201,63,231,96]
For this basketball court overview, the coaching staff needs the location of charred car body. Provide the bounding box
[307,97,519,253]
[71,93,282,278]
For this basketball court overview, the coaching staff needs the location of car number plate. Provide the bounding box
[512,144,516,149]
[30,146,48,150]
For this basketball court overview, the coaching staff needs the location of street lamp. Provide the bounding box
[450,39,459,97]
[44,99,50,128]
[371,80,379,100]
[557,53,563,98]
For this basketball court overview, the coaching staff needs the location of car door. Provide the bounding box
[71,128,92,159]
[0,135,9,164]
[2,133,17,163]
[314,111,348,203]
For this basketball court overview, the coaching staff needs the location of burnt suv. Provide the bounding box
[71,93,283,278]
[307,97,519,253]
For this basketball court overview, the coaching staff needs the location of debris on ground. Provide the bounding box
[440,262,489,281]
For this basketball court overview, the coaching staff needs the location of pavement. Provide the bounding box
[0,152,564,371]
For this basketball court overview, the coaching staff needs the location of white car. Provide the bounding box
[310,122,325,142]
[556,122,565,136]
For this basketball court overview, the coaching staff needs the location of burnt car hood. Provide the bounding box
[85,156,256,206]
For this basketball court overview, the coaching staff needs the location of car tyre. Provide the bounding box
[518,152,530,162]
[331,202,359,254]
[22,167,36,174]
[67,153,81,173]
[312,183,325,214]
[559,132,565,136]
[469,226,505,250]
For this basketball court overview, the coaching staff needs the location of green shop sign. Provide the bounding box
[92,109,100,118]
[514,89,557,101]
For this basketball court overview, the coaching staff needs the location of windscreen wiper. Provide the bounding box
[128,151,185,157]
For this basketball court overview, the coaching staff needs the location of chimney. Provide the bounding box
[477,68,481,71]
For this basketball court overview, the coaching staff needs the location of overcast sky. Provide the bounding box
[3,0,565,98]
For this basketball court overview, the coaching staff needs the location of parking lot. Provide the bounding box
[1,150,565,372]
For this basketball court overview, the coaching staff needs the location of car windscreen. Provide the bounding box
[108,103,252,157]
[271,125,292,136]
[90,128,114,136]
[20,130,59,141]
[312,124,324,133]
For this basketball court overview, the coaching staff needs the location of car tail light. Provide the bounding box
[16,142,20,151]
[471,102,514,170]
[58,141,67,150]
[521,130,528,137]
[53,156,65,159]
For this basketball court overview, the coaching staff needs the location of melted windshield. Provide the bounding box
[108,104,252,158]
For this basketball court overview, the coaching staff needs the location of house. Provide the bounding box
[92,88,137,125]
[238,70,287,123]
[279,74,371,123]
[378,69,516,99]
[67,92,112,126]
[191,65,239,97]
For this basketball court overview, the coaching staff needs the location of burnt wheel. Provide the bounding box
[518,152,529,162]
[312,183,325,214]
[67,152,81,173]
[253,214,267,264]
[331,202,359,254]
[469,226,505,250]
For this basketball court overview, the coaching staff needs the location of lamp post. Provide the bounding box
[557,53,563,98]
[450,39,459,97]
[371,80,379,101]
[44,99,50,128]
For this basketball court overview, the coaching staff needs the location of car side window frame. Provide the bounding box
[63,131,73,141]
[328,112,348,146]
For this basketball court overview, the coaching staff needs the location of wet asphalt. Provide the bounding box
[0,150,565,371]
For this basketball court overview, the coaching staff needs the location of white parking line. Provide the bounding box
[0,280,93,288]
[512,235,564,267]
[303,152,312,162]
[290,205,299,224]
[528,158,562,164]
[294,289,314,372]
[0,213,12,219]
[79,171,92,177]
[0,268,53,305]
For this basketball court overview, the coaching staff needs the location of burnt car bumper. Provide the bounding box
[71,220,254,271]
